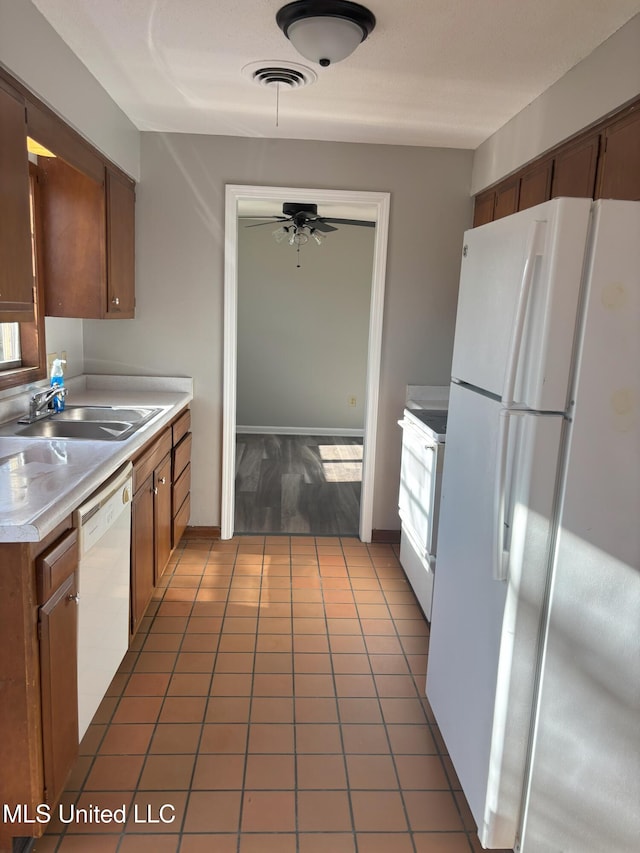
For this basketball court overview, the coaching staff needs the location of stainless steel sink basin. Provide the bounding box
[4,405,163,441]
[54,406,161,424]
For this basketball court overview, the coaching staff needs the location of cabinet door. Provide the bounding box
[518,160,552,211]
[106,169,135,317]
[0,81,34,320]
[597,109,640,201]
[154,454,172,582]
[39,156,106,318]
[131,474,155,634]
[39,573,79,805]
[473,190,495,227]
[493,178,519,220]
[551,134,600,199]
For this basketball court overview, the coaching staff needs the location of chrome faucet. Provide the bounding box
[22,386,68,423]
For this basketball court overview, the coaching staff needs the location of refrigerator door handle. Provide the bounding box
[493,410,511,581]
[501,220,546,406]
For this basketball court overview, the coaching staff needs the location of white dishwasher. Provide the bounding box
[74,462,133,740]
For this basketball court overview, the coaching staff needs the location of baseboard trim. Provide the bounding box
[371,529,401,544]
[237,425,364,437]
[183,526,221,540]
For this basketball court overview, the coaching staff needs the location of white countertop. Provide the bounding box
[0,375,193,543]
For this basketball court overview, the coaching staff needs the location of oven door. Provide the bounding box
[398,414,442,560]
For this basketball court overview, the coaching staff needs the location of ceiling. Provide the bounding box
[31,0,640,150]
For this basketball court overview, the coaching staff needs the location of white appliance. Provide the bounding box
[426,198,640,852]
[398,398,447,619]
[74,462,133,740]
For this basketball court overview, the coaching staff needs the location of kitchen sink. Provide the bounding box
[2,406,163,441]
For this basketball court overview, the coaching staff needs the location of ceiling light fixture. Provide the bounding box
[276,0,376,67]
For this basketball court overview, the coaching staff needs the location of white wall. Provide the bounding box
[83,134,474,530]
[472,14,640,193]
[0,0,140,179]
[44,317,84,379]
[237,219,374,432]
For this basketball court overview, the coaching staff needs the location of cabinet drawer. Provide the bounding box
[133,428,172,493]
[173,432,192,481]
[172,462,191,517]
[36,529,78,606]
[172,408,191,446]
[173,492,190,547]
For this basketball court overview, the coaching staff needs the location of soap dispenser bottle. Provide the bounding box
[50,358,67,412]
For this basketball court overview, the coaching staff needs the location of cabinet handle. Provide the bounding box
[158,477,166,485]
[67,593,80,604]
[111,296,120,306]
[152,486,158,495]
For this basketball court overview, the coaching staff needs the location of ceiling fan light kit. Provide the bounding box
[276,0,376,66]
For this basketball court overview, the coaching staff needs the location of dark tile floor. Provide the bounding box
[36,536,511,853]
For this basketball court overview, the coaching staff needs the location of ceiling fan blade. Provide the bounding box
[321,217,376,227]
[312,221,339,233]
[243,217,291,228]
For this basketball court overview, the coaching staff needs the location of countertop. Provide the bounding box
[0,375,193,543]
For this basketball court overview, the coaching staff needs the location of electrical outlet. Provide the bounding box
[47,352,58,377]
[348,396,357,407]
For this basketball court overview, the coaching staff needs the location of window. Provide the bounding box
[0,163,46,391]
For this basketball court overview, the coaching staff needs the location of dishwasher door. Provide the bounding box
[74,462,133,740]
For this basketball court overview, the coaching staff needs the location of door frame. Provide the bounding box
[221,184,390,541]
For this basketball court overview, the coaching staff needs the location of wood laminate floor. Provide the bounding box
[235,434,363,536]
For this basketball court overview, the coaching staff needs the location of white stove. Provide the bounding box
[397,388,448,620]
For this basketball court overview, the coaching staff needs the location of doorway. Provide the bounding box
[222,185,390,541]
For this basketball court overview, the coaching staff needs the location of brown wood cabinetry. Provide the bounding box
[172,408,192,548]
[130,409,191,633]
[551,134,600,199]
[131,473,156,635]
[474,97,640,224]
[38,157,135,319]
[493,176,520,220]
[0,81,34,321]
[154,453,173,582]
[36,529,79,808]
[0,521,77,851]
[131,428,172,632]
[106,169,136,316]
[518,160,553,211]
[597,109,640,200]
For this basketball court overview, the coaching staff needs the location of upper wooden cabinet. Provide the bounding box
[39,157,135,319]
[493,176,520,220]
[518,159,553,211]
[474,97,640,224]
[106,169,136,316]
[18,88,136,320]
[0,81,34,321]
[551,134,600,199]
[597,109,640,201]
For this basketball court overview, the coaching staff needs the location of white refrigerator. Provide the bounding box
[426,197,640,851]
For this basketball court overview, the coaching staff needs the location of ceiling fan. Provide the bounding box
[242,202,375,267]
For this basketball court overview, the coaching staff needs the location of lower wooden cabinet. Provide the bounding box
[154,452,172,583]
[130,408,192,634]
[0,521,78,851]
[36,528,79,807]
[131,473,156,635]
[38,572,79,805]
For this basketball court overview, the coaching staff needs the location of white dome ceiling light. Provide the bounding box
[276,0,376,67]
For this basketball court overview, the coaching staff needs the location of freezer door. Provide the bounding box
[451,197,591,411]
[426,382,563,849]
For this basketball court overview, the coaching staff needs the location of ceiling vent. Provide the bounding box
[242,61,317,89]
